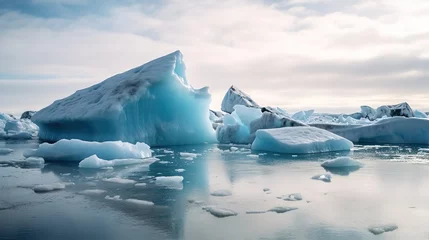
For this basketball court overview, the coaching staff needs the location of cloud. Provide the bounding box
[1,0,429,114]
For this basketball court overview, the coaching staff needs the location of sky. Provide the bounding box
[1,0,429,116]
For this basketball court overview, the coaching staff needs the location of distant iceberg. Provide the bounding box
[32,51,215,146]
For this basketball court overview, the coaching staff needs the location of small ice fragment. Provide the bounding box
[155,176,184,190]
[263,188,270,192]
[24,157,45,168]
[180,152,198,158]
[321,157,363,168]
[230,147,238,151]
[105,195,122,201]
[210,189,232,197]
[280,193,302,201]
[247,154,259,158]
[102,177,136,184]
[134,183,147,187]
[175,168,185,173]
[368,224,398,235]
[268,206,298,213]
[124,198,154,206]
[61,173,71,176]
[311,174,332,182]
[163,150,174,154]
[204,206,238,218]
[33,183,66,193]
[79,189,106,195]
[246,211,267,214]
[292,155,298,157]
[182,157,194,161]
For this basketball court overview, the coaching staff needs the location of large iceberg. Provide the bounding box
[32,51,215,146]
[24,139,151,161]
[251,127,353,154]
[329,117,429,145]
[221,85,259,113]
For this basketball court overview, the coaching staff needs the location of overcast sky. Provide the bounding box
[1,0,429,116]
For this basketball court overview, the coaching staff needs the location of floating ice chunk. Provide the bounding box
[33,183,66,193]
[368,224,398,235]
[230,147,239,151]
[247,154,259,158]
[221,85,259,114]
[79,189,106,195]
[105,195,122,201]
[331,117,429,144]
[203,206,238,218]
[249,112,306,140]
[32,51,215,146]
[179,152,198,158]
[0,148,14,155]
[78,155,156,169]
[246,211,267,214]
[252,127,353,154]
[24,157,45,168]
[102,177,136,184]
[279,193,302,201]
[263,188,270,192]
[216,123,250,144]
[124,198,154,206]
[268,206,298,213]
[25,139,151,162]
[321,157,363,168]
[210,189,232,197]
[155,176,184,190]
[134,183,147,187]
[162,149,174,154]
[311,173,332,182]
[175,168,185,173]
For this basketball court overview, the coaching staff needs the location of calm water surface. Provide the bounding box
[1,140,429,240]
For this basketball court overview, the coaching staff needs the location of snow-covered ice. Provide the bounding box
[368,224,398,235]
[210,189,232,197]
[251,127,353,154]
[311,173,332,182]
[33,183,66,193]
[25,139,151,161]
[155,176,184,190]
[102,178,136,184]
[78,155,157,169]
[32,51,216,146]
[203,206,238,218]
[321,157,363,168]
[268,206,298,213]
[221,85,259,113]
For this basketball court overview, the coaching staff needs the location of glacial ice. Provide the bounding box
[291,110,314,122]
[221,85,259,113]
[321,157,363,168]
[78,155,157,169]
[32,51,215,146]
[251,127,353,154]
[330,117,429,144]
[24,139,151,161]
[0,113,38,140]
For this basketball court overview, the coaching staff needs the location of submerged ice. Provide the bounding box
[32,51,215,146]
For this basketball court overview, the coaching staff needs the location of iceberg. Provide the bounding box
[32,51,215,146]
[251,127,353,154]
[24,139,151,161]
[0,113,38,140]
[361,102,414,120]
[221,85,259,113]
[330,117,429,144]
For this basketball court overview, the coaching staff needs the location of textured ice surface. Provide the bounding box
[221,85,259,113]
[0,148,14,155]
[268,206,298,213]
[33,183,66,193]
[360,106,377,121]
[203,206,238,218]
[291,110,314,122]
[368,224,398,235]
[0,113,38,140]
[155,176,184,190]
[252,127,353,154]
[210,189,232,197]
[279,193,303,201]
[331,117,429,144]
[25,139,151,161]
[321,157,363,168]
[414,109,428,118]
[32,51,215,146]
[78,155,156,169]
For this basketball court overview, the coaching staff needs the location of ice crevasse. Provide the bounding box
[32,51,216,146]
